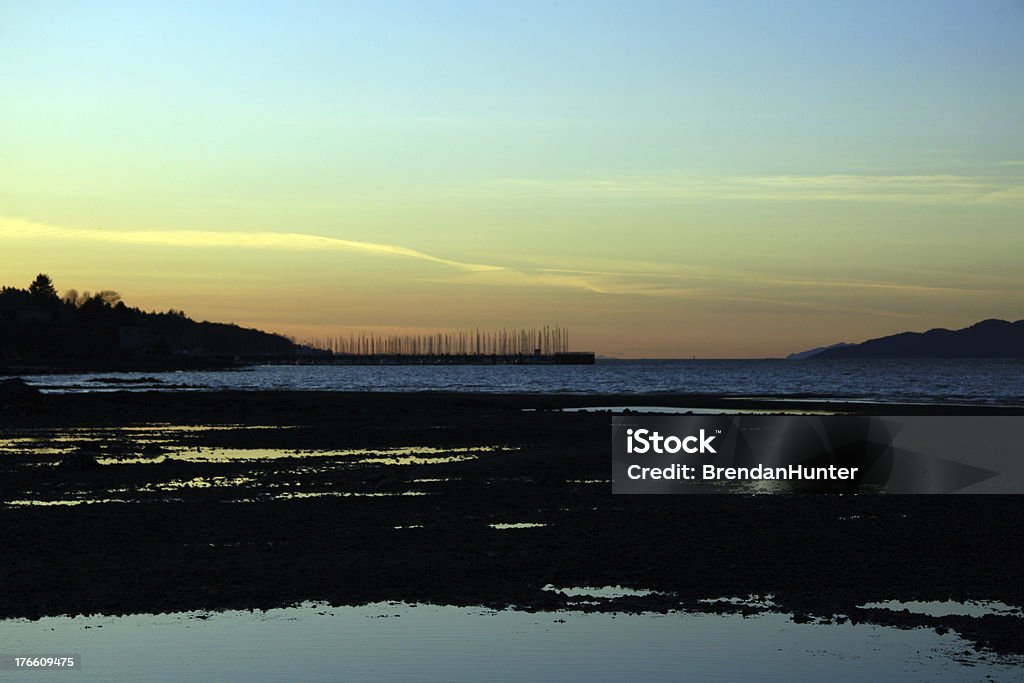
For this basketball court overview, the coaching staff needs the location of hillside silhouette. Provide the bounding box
[1,274,314,370]
[786,342,853,360]
[805,319,1024,359]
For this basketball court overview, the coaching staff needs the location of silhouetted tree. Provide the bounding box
[94,290,121,306]
[2,276,300,361]
[28,274,58,300]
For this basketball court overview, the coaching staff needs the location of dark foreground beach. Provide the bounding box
[1,388,1023,658]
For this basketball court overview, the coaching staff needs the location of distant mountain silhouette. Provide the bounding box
[1,275,321,370]
[786,342,853,360]
[803,319,1024,359]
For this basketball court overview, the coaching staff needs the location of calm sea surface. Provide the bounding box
[9,359,1024,405]
[3,602,1022,682]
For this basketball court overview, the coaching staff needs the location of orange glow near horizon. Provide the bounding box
[2,5,1023,357]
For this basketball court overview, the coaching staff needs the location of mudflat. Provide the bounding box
[2,390,1022,656]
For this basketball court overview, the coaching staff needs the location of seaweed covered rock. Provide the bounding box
[0,377,42,413]
[0,377,40,400]
[59,446,102,470]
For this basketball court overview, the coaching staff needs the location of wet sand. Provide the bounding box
[1,390,1023,656]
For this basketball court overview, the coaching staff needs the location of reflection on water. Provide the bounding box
[0,425,508,508]
[488,522,547,529]
[0,425,301,460]
[859,599,1023,618]
[267,491,429,500]
[96,456,168,465]
[540,585,670,608]
[11,359,1024,405]
[7,492,432,506]
[118,425,293,432]
[5,491,432,506]
[699,595,779,609]
[1,434,494,506]
[144,476,256,491]
[543,585,663,599]
[172,447,310,462]
[1,602,1022,682]
[553,406,836,415]
[173,445,507,463]
[5,498,134,506]
[361,454,478,466]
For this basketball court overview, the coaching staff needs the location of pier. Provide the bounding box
[327,351,595,365]
[301,326,595,365]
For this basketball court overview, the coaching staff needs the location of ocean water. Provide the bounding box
[9,358,1024,405]
[2,602,1022,682]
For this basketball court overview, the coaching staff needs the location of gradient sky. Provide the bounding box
[2,1,1023,357]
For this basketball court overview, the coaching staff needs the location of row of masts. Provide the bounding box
[305,326,571,357]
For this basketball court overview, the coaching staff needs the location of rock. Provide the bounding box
[0,378,43,415]
[0,377,41,401]
[59,447,102,470]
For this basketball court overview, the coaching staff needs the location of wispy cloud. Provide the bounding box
[534,266,1000,297]
[0,216,503,272]
[4,215,1016,319]
[481,172,1024,205]
[424,255,1012,316]
[517,253,1022,297]
[424,266,941,317]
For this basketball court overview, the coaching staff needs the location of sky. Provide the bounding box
[2,0,1023,357]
